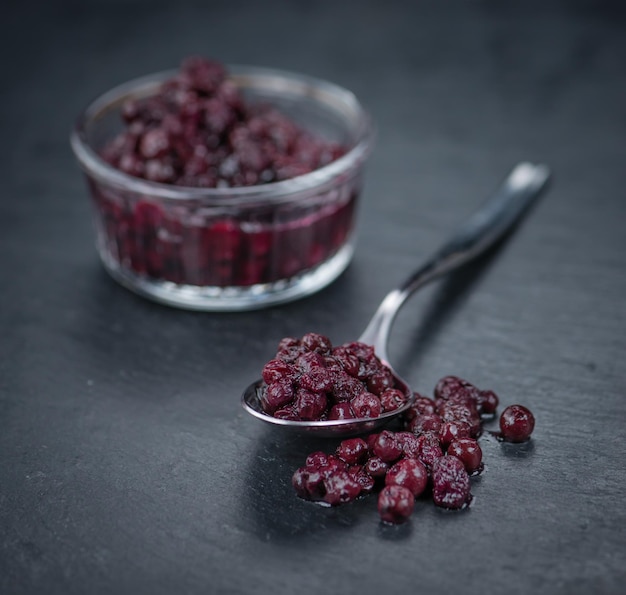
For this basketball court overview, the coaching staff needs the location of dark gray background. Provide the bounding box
[1,1,625,593]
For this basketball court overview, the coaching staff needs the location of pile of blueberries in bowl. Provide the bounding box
[71,57,373,310]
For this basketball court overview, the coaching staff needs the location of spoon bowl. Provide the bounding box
[242,363,413,438]
[242,162,550,437]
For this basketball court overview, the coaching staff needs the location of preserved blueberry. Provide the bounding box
[385,458,428,497]
[499,404,535,442]
[431,456,472,510]
[447,438,483,474]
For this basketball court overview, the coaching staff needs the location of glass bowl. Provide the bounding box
[70,65,374,311]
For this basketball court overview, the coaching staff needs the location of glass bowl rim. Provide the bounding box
[70,64,375,206]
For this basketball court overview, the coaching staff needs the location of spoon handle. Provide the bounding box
[358,162,551,360]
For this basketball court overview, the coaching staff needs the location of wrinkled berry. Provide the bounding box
[380,388,407,412]
[408,412,442,435]
[332,347,360,377]
[301,332,333,354]
[415,433,444,469]
[437,400,481,438]
[434,376,479,403]
[344,342,374,360]
[318,455,347,478]
[409,394,437,416]
[295,389,327,420]
[333,373,365,402]
[395,431,421,459]
[261,379,294,413]
[273,406,298,420]
[295,351,326,373]
[300,367,334,393]
[431,456,471,510]
[261,359,296,384]
[348,465,376,494]
[276,337,303,363]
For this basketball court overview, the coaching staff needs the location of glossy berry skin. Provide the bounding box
[380,388,407,412]
[262,380,294,413]
[333,373,365,402]
[439,421,472,448]
[408,412,442,435]
[366,370,394,395]
[365,432,380,452]
[499,404,535,442]
[332,347,360,377]
[372,430,403,463]
[261,359,295,384]
[301,332,332,354]
[350,391,382,419]
[437,399,481,438]
[328,403,354,420]
[447,438,483,474]
[336,438,369,465]
[364,456,389,480]
[300,367,334,393]
[431,456,471,510]
[295,389,327,420]
[378,485,415,524]
[385,458,428,497]
[295,351,326,373]
[434,375,479,403]
[415,433,443,469]
[322,471,361,506]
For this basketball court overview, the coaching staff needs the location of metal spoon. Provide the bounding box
[242,162,550,437]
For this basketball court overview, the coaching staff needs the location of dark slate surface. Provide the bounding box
[1,1,625,593]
